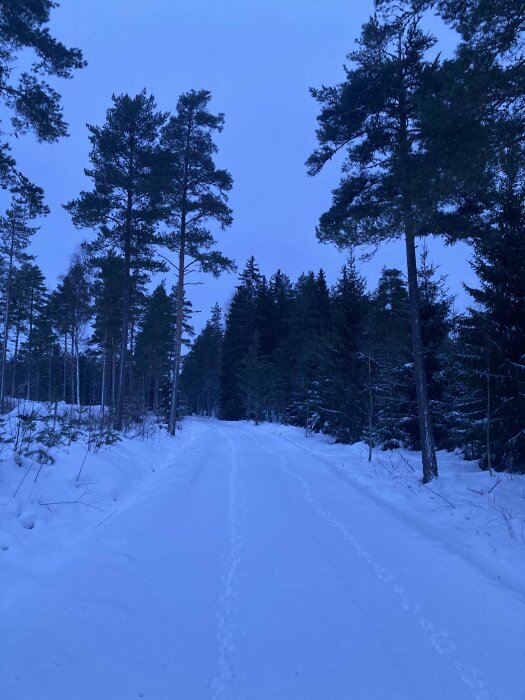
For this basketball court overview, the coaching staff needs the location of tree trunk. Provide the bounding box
[75,328,81,406]
[405,230,438,483]
[111,351,116,408]
[62,332,68,401]
[101,344,107,414]
[0,226,15,412]
[368,355,373,463]
[486,342,492,474]
[115,198,132,431]
[154,373,159,412]
[168,113,194,436]
[70,326,75,404]
[397,73,438,483]
[168,242,185,435]
[11,319,20,399]
[26,286,35,400]
[48,352,52,402]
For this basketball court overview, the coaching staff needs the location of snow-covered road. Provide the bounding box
[2,419,524,699]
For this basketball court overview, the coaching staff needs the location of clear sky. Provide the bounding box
[15,0,477,329]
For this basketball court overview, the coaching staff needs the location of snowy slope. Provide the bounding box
[1,418,524,699]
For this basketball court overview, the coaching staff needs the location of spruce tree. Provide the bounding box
[181,304,223,417]
[367,269,411,449]
[237,329,273,424]
[220,258,262,420]
[266,270,294,421]
[135,283,175,413]
[322,256,369,443]
[286,270,330,432]
[321,255,368,443]
[460,143,525,471]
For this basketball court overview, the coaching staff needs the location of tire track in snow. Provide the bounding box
[244,427,493,700]
[210,428,244,699]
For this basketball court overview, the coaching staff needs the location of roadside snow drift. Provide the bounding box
[1,416,524,699]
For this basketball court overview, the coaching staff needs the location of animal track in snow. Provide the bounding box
[277,456,493,700]
[211,430,244,700]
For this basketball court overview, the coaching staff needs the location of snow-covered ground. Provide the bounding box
[1,416,524,699]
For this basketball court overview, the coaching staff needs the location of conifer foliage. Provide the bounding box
[0,0,523,480]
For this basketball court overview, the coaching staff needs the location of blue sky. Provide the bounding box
[14,0,477,327]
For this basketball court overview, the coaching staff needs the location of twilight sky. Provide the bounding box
[15,0,477,329]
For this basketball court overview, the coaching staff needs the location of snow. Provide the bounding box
[1,414,524,699]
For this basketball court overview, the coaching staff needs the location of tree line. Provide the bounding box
[0,1,523,480]
[182,0,524,476]
[181,241,523,475]
[0,0,233,435]
[0,87,232,433]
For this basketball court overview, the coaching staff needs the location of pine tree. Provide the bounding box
[433,0,524,61]
[0,198,38,409]
[307,8,443,481]
[65,91,166,429]
[0,0,84,206]
[160,89,234,434]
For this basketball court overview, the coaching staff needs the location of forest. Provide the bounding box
[0,0,524,483]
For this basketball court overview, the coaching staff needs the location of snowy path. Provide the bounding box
[1,419,524,699]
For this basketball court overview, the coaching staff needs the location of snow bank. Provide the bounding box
[0,403,194,611]
[257,421,525,596]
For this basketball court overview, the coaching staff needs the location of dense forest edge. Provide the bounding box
[0,0,523,481]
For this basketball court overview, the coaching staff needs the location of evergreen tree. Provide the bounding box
[18,263,47,400]
[286,270,330,432]
[458,143,525,472]
[392,250,453,449]
[135,283,174,413]
[66,91,166,429]
[0,198,38,409]
[28,294,59,402]
[322,256,369,443]
[307,8,443,481]
[0,0,84,205]
[160,89,234,434]
[89,253,124,411]
[367,268,411,449]
[181,304,223,417]
[50,260,91,405]
[266,270,294,421]
[237,329,273,424]
[220,257,262,420]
